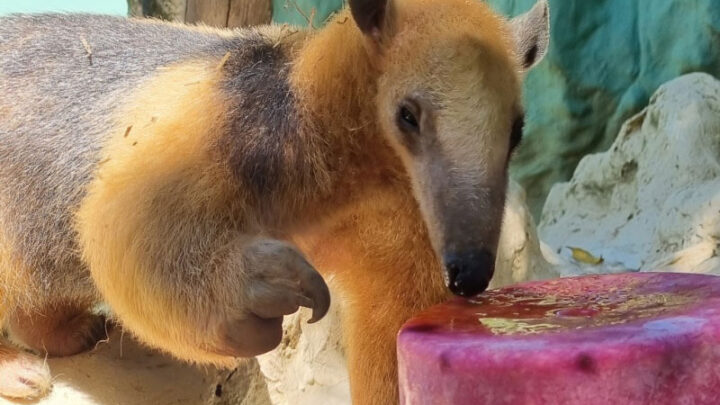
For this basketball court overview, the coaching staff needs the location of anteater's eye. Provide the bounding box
[510,115,525,151]
[397,104,420,133]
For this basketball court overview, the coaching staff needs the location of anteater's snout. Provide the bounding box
[444,249,495,297]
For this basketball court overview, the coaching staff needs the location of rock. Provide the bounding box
[493,181,560,288]
[0,331,271,405]
[256,291,350,405]
[540,73,720,276]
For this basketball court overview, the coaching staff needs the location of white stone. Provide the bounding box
[539,73,720,277]
[256,284,350,405]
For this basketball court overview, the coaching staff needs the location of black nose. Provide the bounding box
[443,250,494,297]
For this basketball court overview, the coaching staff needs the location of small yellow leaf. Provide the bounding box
[569,247,604,265]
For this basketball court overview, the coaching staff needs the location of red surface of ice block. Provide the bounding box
[397,272,720,405]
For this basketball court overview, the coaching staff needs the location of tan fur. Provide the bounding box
[0,229,28,319]
[75,61,247,365]
[288,2,524,403]
[292,185,448,403]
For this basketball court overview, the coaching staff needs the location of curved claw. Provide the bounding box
[299,269,331,324]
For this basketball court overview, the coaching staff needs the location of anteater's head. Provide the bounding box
[349,0,549,296]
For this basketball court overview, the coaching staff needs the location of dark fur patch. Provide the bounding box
[349,0,387,37]
[221,36,297,196]
[218,35,327,203]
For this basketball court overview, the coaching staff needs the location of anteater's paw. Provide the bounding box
[241,239,331,323]
[215,239,330,358]
[0,348,52,400]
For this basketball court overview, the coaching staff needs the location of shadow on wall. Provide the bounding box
[273,0,720,219]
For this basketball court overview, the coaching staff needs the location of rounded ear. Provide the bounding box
[349,0,389,41]
[510,0,550,71]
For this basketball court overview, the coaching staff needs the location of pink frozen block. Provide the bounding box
[398,272,720,405]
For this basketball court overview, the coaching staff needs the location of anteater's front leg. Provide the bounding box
[77,185,332,364]
[296,189,448,404]
[77,213,330,366]
[343,285,441,404]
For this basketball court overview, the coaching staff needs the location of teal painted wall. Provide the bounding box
[0,0,127,15]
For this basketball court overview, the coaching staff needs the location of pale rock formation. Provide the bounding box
[540,73,720,277]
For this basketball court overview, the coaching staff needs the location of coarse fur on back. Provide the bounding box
[0,15,283,305]
[0,0,549,402]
